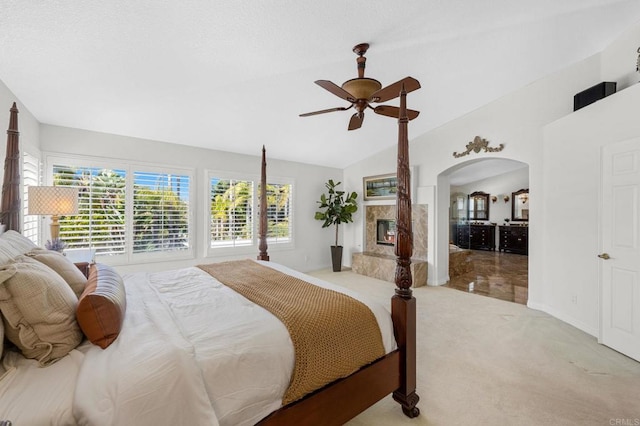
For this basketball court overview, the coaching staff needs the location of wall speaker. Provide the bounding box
[573,82,616,111]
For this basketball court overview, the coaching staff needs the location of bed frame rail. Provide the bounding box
[258,351,400,425]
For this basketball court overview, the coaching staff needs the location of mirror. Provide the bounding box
[468,191,490,220]
[512,188,529,221]
[450,192,467,221]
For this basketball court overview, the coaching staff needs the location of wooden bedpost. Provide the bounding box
[1,102,21,233]
[391,87,420,418]
[257,145,270,261]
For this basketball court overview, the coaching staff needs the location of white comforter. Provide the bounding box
[73,261,396,426]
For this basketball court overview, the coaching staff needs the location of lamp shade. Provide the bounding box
[28,186,79,216]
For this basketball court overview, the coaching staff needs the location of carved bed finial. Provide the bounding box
[257,145,269,261]
[1,102,21,232]
[395,85,413,298]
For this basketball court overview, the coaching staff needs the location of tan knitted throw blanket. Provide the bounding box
[197,260,385,404]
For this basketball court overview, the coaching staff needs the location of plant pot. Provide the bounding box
[331,245,343,272]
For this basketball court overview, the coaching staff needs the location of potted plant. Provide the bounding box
[314,179,358,272]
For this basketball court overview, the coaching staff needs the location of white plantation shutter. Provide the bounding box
[22,152,40,244]
[208,173,293,252]
[53,165,127,256]
[265,182,293,244]
[210,178,254,248]
[133,171,190,254]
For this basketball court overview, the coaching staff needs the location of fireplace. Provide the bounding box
[352,204,428,286]
[376,219,396,246]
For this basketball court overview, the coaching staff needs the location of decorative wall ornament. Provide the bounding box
[453,136,504,158]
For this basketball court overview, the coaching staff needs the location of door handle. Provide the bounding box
[597,253,611,260]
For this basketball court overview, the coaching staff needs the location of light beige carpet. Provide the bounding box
[307,269,640,426]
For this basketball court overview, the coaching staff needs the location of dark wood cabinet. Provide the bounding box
[454,224,495,251]
[454,224,469,248]
[499,226,528,255]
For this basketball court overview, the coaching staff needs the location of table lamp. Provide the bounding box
[28,186,79,241]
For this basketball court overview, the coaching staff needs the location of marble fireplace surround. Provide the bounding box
[352,204,428,287]
[363,204,427,257]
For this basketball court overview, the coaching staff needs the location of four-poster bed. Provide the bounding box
[0,84,419,424]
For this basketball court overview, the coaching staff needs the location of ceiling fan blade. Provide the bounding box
[370,76,421,103]
[348,113,364,131]
[299,106,351,117]
[373,105,420,120]
[315,80,356,102]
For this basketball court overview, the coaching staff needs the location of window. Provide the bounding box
[208,172,293,253]
[264,182,293,244]
[22,151,41,244]
[133,171,190,254]
[53,165,127,256]
[48,155,193,263]
[210,178,254,248]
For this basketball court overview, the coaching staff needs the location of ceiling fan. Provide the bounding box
[299,43,421,130]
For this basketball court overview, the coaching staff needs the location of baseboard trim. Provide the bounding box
[527,301,598,337]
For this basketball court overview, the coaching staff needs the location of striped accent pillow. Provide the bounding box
[76,263,126,349]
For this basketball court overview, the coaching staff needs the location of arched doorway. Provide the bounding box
[436,158,530,304]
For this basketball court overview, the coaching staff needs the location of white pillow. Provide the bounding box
[26,249,88,298]
[0,230,38,265]
[0,260,82,366]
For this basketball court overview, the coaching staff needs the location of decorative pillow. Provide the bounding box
[0,230,38,265]
[0,321,4,379]
[0,315,4,362]
[26,248,88,298]
[76,263,126,349]
[0,260,83,366]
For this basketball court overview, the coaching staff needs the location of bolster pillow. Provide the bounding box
[76,263,126,349]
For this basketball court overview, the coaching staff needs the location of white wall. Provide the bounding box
[343,19,640,337]
[0,78,41,186]
[600,22,640,91]
[39,124,342,274]
[541,82,640,335]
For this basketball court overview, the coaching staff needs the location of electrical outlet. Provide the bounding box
[571,295,578,304]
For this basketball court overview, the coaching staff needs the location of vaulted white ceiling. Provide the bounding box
[1,0,639,168]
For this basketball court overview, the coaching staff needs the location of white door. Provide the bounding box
[600,137,640,362]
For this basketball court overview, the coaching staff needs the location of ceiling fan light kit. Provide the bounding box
[300,43,421,130]
[341,78,381,100]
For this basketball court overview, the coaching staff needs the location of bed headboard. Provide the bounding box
[1,102,21,233]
